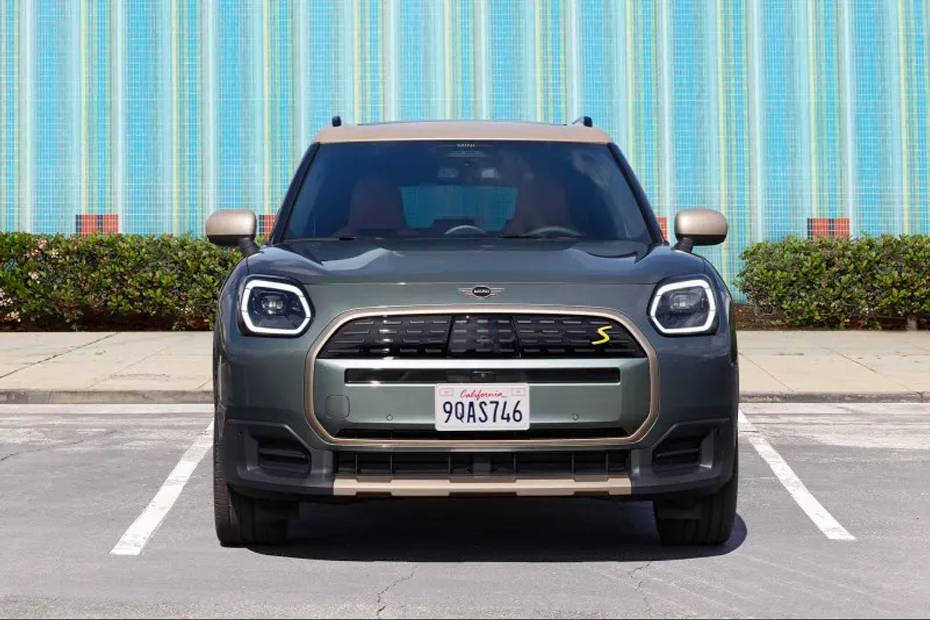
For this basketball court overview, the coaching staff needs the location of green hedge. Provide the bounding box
[0,233,240,330]
[737,235,930,328]
[3,232,928,331]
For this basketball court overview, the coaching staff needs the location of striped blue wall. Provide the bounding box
[1,0,929,293]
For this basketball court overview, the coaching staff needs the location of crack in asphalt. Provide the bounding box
[585,562,659,616]
[627,561,654,615]
[0,429,117,464]
[375,564,417,618]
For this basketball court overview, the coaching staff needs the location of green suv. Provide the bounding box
[206,119,738,547]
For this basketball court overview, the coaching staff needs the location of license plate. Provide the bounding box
[434,384,530,431]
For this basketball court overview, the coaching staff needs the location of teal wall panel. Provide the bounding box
[0,0,928,294]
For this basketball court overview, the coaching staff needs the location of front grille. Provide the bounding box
[320,313,645,359]
[335,450,629,477]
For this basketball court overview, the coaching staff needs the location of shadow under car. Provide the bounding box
[248,497,747,562]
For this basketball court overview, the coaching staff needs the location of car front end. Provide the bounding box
[207,120,738,546]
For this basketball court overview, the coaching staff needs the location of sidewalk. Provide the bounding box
[1,330,928,404]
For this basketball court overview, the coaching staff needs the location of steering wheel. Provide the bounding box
[522,225,582,237]
[444,224,489,236]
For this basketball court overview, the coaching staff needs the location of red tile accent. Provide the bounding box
[808,218,831,238]
[76,214,98,236]
[259,214,275,236]
[75,214,120,235]
[101,214,119,233]
[657,216,668,241]
[808,217,851,239]
[832,218,850,239]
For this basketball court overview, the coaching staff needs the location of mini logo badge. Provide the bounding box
[459,285,503,299]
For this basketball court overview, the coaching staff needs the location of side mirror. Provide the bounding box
[673,209,727,253]
[205,209,259,256]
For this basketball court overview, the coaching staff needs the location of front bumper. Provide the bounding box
[222,414,736,500]
[216,300,738,501]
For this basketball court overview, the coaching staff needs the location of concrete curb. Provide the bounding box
[740,391,929,403]
[1,389,927,405]
[0,390,213,405]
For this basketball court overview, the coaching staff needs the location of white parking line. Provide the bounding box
[738,409,855,541]
[9,402,859,548]
[110,420,214,556]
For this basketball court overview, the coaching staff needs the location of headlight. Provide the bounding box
[649,279,717,335]
[240,278,312,336]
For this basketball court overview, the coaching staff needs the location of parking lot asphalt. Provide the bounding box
[1,402,929,618]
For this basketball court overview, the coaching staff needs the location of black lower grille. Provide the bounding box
[335,450,629,477]
[344,367,620,384]
[336,427,630,441]
[652,429,709,473]
[256,437,311,476]
[320,313,645,359]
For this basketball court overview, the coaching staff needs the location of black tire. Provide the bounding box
[654,450,738,546]
[213,418,287,547]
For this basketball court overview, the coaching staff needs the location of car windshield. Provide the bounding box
[283,140,651,243]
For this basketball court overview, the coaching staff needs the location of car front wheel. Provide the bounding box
[653,450,738,546]
[213,418,288,547]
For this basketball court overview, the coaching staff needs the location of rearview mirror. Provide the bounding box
[205,209,259,256]
[673,209,727,252]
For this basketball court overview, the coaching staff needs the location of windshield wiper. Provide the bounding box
[286,235,359,242]
[497,233,581,240]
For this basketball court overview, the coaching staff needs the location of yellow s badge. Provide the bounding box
[591,325,612,345]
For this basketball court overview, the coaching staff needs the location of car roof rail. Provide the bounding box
[331,115,343,127]
[572,115,593,128]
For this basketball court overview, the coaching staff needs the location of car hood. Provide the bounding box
[246,238,708,285]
